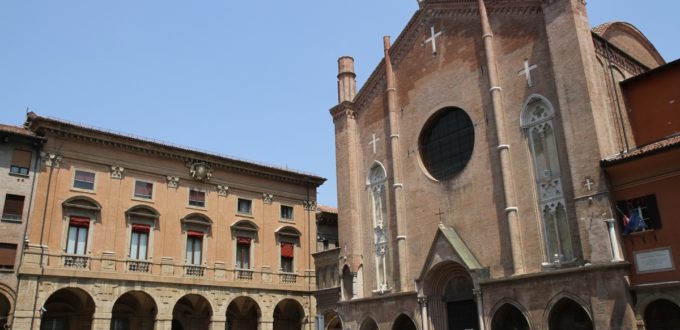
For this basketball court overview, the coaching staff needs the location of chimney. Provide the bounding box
[337,56,357,103]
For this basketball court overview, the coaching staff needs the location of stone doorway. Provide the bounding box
[172,294,212,330]
[226,296,260,330]
[41,287,94,330]
[423,261,480,330]
[111,290,157,330]
[644,299,680,330]
[490,304,529,330]
[272,299,304,330]
[547,298,593,330]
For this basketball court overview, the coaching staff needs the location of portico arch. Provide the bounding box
[490,302,530,330]
[226,296,261,330]
[171,294,212,330]
[546,297,593,330]
[322,310,342,330]
[359,317,379,330]
[41,287,95,330]
[110,290,157,330]
[272,298,304,330]
[392,313,417,330]
[423,261,480,330]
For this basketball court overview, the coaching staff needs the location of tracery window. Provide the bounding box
[369,162,390,293]
[521,96,574,264]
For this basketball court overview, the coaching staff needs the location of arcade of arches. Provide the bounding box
[27,283,309,330]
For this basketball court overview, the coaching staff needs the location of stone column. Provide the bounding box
[259,318,274,330]
[605,218,623,261]
[92,312,112,329]
[155,315,173,330]
[210,315,226,330]
[418,297,429,330]
[473,289,486,330]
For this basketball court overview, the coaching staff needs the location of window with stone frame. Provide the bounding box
[276,227,300,274]
[521,96,574,264]
[10,149,32,176]
[62,197,100,256]
[237,198,252,215]
[280,205,294,220]
[231,220,258,270]
[186,231,203,265]
[0,243,17,270]
[134,180,154,200]
[188,189,206,207]
[73,170,96,190]
[129,224,150,260]
[66,216,90,255]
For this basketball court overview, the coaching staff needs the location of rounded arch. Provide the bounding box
[392,313,417,330]
[275,226,302,237]
[111,290,158,330]
[0,292,12,329]
[41,287,95,330]
[592,21,665,68]
[366,161,387,185]
[226,296,261,330]
[636,292,680,318]
[520,94,555,128]
[126,205,160,218]
[359,315,379,330]
[231,219,259,232]
[644,299,680,329]
[423,260,476,296]
[545,294,593,330]
[489,300,532,330]
[181,213,213,226]
[171,294,213,330]
[273,298,305,330]
[62,195,102,210]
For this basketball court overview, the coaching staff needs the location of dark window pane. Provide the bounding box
[419,108,475,180]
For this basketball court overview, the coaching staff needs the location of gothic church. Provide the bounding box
[319,0,667,329]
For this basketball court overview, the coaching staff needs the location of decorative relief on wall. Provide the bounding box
[110,166,125,179]
[189,161,212,181]
[303,200,317,211]
[217,185,229,197]
[166,176,180,189]
[42,152,62,168]
[262,193,273,205]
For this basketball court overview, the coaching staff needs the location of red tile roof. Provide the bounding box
[601,134,680,166]
[0,123,43,139]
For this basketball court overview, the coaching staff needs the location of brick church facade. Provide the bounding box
[320,0,671,329]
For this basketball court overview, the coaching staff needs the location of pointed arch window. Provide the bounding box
[368,162,390,293]
[521,96,574,264]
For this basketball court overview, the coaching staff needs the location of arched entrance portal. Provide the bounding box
[273,299,304,330]
[0,294,11,329]
[424,262,479,330]
[171,294,212,330]
[226,296,261,330]
[392,314,416,330]
[111,291,157,330]
[548,298,593,330]
[644,299,680,330]
[323,311,342,330]
[359,317,378,330]
[490,303,529,330]
[41,287,95,330]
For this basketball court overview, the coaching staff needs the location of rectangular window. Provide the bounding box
[66,216,89,255]
[237,198,252,214]
[10,149,32,175]
[130,224,150,260]
[188,189,206,207]
[236,237,251,269]
[280,205,294,220]
[281,242,294,272]
[134,181,154,200]
[0,243,17,270]
[186,231,203,265]
[616,195,662,234]
[2,194,25,221]
[73,170,96,190]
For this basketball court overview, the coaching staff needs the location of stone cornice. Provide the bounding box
[329,101,357,123]
[26,114,326,187]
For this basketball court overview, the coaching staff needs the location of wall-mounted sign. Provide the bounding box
[634,248,674,274]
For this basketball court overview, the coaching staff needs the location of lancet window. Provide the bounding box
[368,162,390,293]
[521,96,574,264]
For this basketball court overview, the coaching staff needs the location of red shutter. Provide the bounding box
[237,237,251,244]
[281,242,294,258]
[69,216,90,227]
[11,149,32,168]
[2,195,24,217]
[131,224,150,233]
[187,230,204,238]
[0,244,17,268]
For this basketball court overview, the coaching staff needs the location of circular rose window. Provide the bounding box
[419,107,474,181]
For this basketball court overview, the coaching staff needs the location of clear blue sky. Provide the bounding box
[1,1,678,207]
